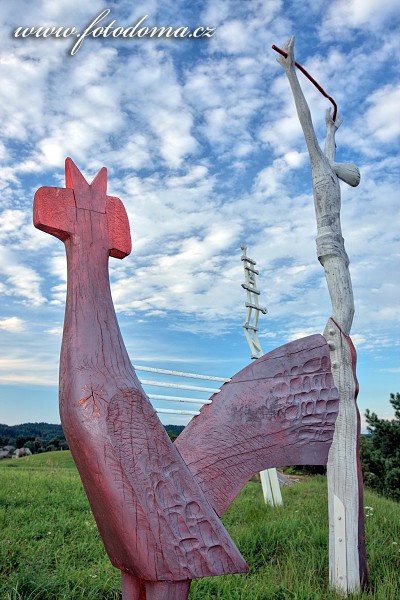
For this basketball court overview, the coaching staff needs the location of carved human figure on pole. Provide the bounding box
[275,36,367,594]
[276,35,360,336]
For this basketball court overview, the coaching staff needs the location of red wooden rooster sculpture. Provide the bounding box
[33,159,339,599]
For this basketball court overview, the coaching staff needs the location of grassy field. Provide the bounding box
[0,452,399,599]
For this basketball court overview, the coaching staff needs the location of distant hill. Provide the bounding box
[0,422,185,446]
[0,422,66,446]
[164,424,185,436]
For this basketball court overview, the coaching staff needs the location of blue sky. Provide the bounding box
[0,0,399,429]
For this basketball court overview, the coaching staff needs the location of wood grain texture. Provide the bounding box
[176,334,339,516]
[324,319,367,592]
[122,573,191,600]
[276,36,366,593]
[33,157,342,599]
[33,158,247,593]
[275,36,357,337]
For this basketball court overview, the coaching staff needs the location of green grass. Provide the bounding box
[0,453,399,599]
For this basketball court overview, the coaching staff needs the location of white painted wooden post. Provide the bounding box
[240,245,283,507]
[275,36,367,593]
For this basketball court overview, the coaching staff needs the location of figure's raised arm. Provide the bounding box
[324,108,343,162]
[324,109,361,188]
[276,36,323,164]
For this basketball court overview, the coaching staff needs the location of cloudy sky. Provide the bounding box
[0,0,399,429]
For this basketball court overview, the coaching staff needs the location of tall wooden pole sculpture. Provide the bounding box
[274,36,367,594]
[34,158,340,599]
[240,245,283,507]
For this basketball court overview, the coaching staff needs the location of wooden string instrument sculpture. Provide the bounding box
[34,158,340,599]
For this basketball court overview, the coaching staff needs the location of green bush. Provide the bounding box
[361,392,400,501]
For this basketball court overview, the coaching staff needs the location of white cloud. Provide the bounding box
[0,210,26,241]
[106,135,153,170]
[0,0,398,427]
[0,355,57,386]
[214,19,252,54]
[350,334,366,346]
[0,317,25,332]
[0,209,56,252]
[365,85,400,143]
[283,150,307,168]
[46,327,63,335]
[111,219,245,322]
[150,108,197,168]
[0,246,46,305]
[322,0,400,33]
[259,113,303,156]
[287,327,319,342]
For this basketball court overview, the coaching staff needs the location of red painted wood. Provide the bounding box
[122,573,191,600]
[176,335,339,516]
[33,159,247,595]
[331,319,368,586]
[33,159,339,599]
[271,44,338,121]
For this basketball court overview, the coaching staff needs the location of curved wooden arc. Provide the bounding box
[176,334,339,516]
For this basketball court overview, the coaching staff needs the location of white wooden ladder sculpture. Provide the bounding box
[240,245,283,507]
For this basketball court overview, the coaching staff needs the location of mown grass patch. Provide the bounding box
[0,453,399,599]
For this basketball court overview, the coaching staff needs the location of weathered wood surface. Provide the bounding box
[34,159,247,598]
[176,334,339,516]
[240,245,282,508]
[275,36,359,334]
[324,319,367,590]
[276,36,366,593]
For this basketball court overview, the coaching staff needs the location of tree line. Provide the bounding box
[0,422,68,453]
[0,422,185,454]
[2,399,397,503]
[360,392,400,502]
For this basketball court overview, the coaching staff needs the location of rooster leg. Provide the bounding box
[121,574,191,600]
[145,580,191,599]
[121,573,145,600]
